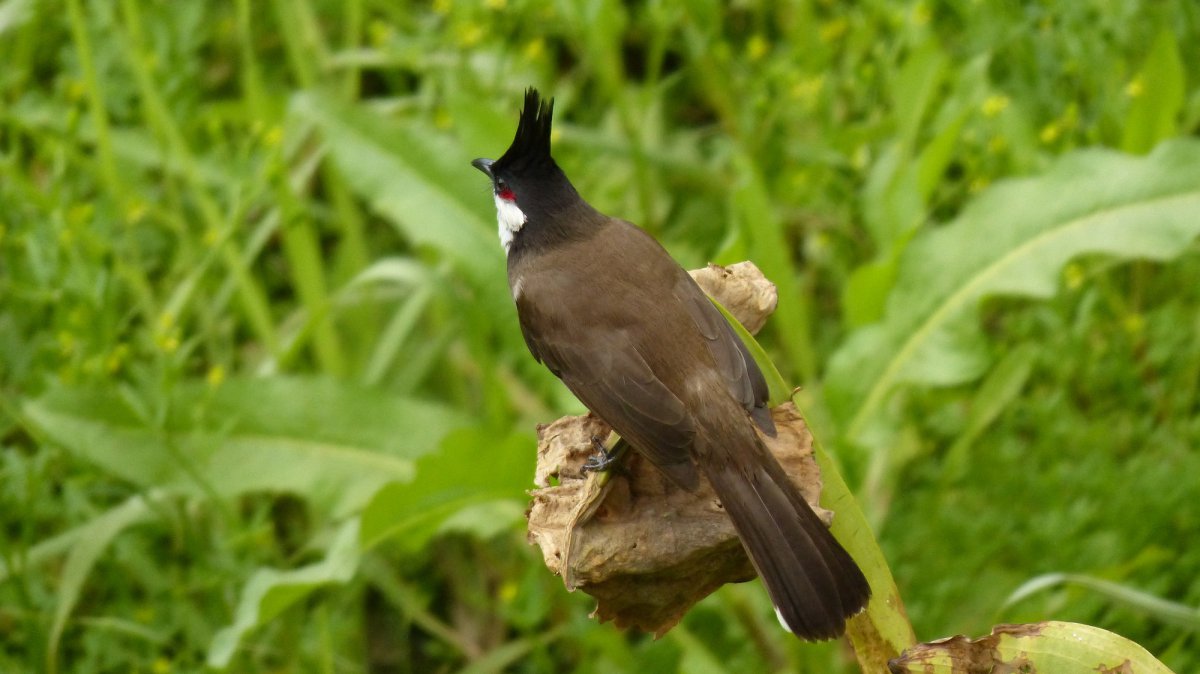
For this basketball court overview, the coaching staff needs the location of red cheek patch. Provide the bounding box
[498,188,516,202]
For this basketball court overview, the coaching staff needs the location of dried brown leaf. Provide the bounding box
[689,261,778,335]
[526,403,829,636]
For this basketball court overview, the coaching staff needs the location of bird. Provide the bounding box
[472,88,870,640]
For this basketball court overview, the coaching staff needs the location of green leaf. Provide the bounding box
[207,519,362,669]
[452,625,570,674]
[859,40,948,252]
[890,621,1175,674]
[842,254,900,329]
[345,258,441,387]
[892,39,947,151]
[290,91,507,302]
[46,492,161,674]
[915,106,970,201]
[1122,30,1185,155]
[1007,573,1200,631]
[670,626,727,674]
[827,139,1200,443]
[0,0,34,36]
[861,143,924,257]
[941,343,1037,482]
[729,150,815,379]
[359,427,535,551]
[23,377,468,516]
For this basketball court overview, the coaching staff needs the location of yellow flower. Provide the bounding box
[1125,75,1145,99]
[1063,263,1084,290]
[808,231,831,260]
[58,331,76,357]
[156,333,180,354]
[66,79,86,102]
[819,17,848,43]
[156,313,180,354]
[981,94,1010,118]
[746,34,769,61]
[67,202,94,226]
[851,144,870,171]
[790,75,825,103]
[1039,121,1060,145]
[125,200,147,225]
[1122,313,1145,336]
[207,365,226,388]
[368,20,393,47]
[457,23,484,47]
[912,2,931,26]
[523,38,545,60]
[106,344,129,373]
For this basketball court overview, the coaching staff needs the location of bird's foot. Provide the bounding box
[581,435,618,474]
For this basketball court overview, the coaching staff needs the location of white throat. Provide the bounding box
[494,194,527,252]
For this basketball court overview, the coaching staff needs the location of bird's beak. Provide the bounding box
[471,158,494,178]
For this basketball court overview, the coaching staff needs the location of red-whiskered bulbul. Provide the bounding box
[472,89,870,640]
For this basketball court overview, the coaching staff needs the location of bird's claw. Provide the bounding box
[581,435,617,474]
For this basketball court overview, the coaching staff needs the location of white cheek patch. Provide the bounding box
[494,194,527,252]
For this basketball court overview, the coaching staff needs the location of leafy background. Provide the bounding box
[2,0,1198,672]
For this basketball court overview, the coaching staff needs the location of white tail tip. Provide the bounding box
[774,605,794,634]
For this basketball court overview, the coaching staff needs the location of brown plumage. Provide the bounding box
[474,88,870,640]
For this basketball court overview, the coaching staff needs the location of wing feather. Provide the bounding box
[675,273,775,436]
[518,313,700,489]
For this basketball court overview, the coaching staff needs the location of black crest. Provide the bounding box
[494,88,555,175]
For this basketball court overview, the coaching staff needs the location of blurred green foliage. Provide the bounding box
[1,0,1198,672]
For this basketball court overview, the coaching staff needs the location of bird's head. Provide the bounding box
[473,88,590,253]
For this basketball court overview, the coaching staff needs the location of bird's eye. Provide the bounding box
[496,179,516,202]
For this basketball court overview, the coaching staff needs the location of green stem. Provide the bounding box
[721,298,917,671]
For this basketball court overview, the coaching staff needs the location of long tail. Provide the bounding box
[697,412,870,640]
